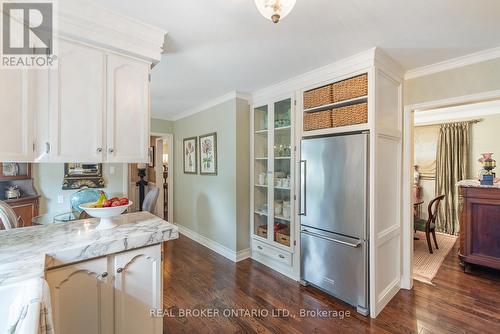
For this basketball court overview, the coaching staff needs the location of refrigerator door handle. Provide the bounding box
[301,229,361,248]
[298,160,307,216]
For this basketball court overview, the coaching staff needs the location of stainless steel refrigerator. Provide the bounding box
[299,132,369,316]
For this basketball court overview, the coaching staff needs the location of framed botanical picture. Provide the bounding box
[199,132,218,175]
[183,137,198,174]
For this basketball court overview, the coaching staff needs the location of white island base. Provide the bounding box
[0,212,178,334]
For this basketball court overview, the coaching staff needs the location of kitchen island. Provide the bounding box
[457,180,500,271]
[0,211,178,334]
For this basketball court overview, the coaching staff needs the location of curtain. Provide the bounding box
[435,122,471,235]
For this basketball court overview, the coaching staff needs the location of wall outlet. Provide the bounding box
[110,166,115,175]
[57,195,64,204]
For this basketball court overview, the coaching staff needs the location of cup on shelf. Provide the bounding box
[276,178,283,188]
[258,173,267,185]
[274,201,283,216]
[283,201,291,219]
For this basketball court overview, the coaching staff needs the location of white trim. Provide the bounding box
[236,248,252,262]
[404,46,500,80]
[251,48,377,104]
[58,0,166,63]
[401,89,500,290]
[175,224,250,262]
[160,91,252,121]
[414,99,500,125]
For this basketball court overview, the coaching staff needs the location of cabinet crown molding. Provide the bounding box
[58,0,166,63]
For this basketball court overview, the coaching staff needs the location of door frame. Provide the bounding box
[151,132,174,223]
[401,89,500,289]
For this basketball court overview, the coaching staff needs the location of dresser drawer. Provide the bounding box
[252,239,292,266]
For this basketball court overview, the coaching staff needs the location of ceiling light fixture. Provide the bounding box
[254,0,296,24]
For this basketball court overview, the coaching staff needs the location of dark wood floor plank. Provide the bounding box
[163,236,500,334]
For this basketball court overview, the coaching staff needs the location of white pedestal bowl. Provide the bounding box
[79,201,133,230]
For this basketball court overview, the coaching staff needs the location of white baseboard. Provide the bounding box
[175,224,251,263]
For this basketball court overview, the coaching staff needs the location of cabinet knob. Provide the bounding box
[257,246,263,250]
[97,147,103,153]
[45,142,51,154]
[101,272,108,278]
[116,267,123,273]
[108,148,114,153]
[278,254,285,259]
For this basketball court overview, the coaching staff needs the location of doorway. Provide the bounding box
[127,133,173,223]
[402,91,500,288]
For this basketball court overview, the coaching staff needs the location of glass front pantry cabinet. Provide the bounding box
[251,97,295,273]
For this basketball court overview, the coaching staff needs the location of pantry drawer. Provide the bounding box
[252,239,292,266]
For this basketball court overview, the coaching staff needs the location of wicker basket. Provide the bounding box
[303,85,332,109]
[331,74,368,103]
[256,226,268,238]
[303,110,332,131]
[331,102,368,127]
[275,228,290,247]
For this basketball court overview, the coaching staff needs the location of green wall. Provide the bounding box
[33,163,127,216]
[151,118,174,134]
[172,98,250,252]
[405,58,500,106]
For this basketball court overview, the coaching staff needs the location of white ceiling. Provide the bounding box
[97,0,500,120]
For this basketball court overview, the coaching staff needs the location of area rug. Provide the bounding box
[413,232,458,285]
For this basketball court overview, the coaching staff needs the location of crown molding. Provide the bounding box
[404,46,500,80]
[251,48,377,103]
[156,91,251,121]
[58,0,166,63]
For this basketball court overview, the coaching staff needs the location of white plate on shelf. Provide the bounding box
[2,163,18,176]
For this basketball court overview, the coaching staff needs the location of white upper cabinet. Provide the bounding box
[106,54,150,163]
[49,40,105,162]
[41,39,151,163]
[0,0,166,163]
[0,70,34,161]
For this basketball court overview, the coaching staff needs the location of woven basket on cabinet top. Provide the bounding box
[331,74,368,103]
[331,102,368,128]
[303,85,332,109]
[303,110,332,131]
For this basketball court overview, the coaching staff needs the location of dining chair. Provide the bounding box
[0,201,21,230]
[413,195,445,254]
[142,186,160,214]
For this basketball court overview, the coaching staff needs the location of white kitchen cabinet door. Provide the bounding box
[106,54,150,163]
[0,70,34,161]
[49,39,105,162]
[113,245,162,334]
[46,256,113,334]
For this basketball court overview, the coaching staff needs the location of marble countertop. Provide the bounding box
[0,211,179,286]
[456,180,500,189]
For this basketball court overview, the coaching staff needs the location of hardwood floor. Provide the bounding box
[163,235,500,334]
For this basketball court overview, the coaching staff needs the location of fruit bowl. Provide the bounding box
[79,201,133,230]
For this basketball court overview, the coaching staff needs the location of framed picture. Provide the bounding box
[63,163,105,189]
[183,137,198,174]
[199,132,218,175]
[148,146,155,167]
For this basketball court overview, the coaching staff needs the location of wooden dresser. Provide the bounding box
[0,163,40,228]
[458,185,500,270]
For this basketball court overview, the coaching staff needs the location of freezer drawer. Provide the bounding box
[300,227,368,314]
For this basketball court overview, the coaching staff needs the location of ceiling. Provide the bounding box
[97,0,500,120]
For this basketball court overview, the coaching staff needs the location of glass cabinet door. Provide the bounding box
[272,98,292,247]
[253,105,269,240]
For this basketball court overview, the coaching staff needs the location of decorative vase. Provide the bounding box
[413,165,420,185]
